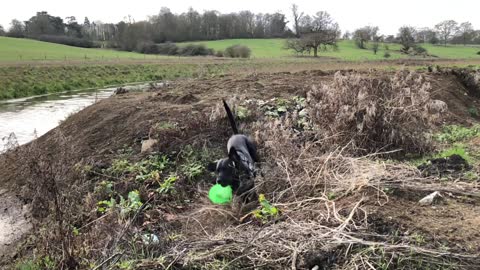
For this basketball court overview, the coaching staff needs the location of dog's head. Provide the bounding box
[207,158,237,187]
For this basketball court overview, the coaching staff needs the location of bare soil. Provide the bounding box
[0,189,31,262]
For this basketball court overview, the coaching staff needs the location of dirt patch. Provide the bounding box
[376,194,480,254]
[418,154,471,176]
[0,189,31,263]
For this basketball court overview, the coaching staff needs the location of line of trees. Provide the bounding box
[1,6,479,56]
[351,20,480,50]
[1,8,293,52]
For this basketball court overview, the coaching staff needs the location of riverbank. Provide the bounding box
[2,57,480,100]
[1,69,480,269]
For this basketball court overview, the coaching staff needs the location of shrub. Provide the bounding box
[157,43,179,55]
[178,44,213,56]
[224,45,251,58]
[413,45,427,55]
[306,70,446,155]
[35,35,99,48]
[477,51,480,55]
[384,51,391,58]
[135,41,159,54]
[215,50,224,57]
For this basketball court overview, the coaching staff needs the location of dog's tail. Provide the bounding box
[222,99,239,134]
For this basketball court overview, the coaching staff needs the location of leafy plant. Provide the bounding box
[120,190,143,216]
[181,163,203,180]
[436,144,472,163]
[94,180,114,195]
[235,105,249,120]
[252,194,279,223]
[97,197,116,214]
[97,190,143,216]
[468,107,479,117]
[157,174,178,194]
[434,125,480,143]
[16,257,56,270]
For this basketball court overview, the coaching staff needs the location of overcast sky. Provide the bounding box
[1,0,479,35]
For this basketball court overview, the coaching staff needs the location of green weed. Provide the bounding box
[252,194,279,223]
[434,125,480,143]
[97,190,143,216]
[16,257,56,270]
[468,107,479,117]
[157,174,178,194]
[437,143,472,164]
[153,121,178,131]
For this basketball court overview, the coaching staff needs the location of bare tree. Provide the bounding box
[397,26,416,52]
[305,11,339,57]
[353,26,378,49]
[285,11,339,57]
[457,22,474,46]
[435,20,458,47]
[7,19,25,38]
[291,4,304,38]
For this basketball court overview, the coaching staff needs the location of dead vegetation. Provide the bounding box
[2,69,480,269]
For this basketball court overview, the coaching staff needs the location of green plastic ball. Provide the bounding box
[208,184,233,205]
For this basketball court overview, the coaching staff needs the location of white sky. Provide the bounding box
[1,0,479,35]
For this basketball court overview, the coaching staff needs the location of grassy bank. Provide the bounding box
[0,63,230,100]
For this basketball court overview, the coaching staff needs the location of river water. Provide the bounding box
[0,88,117,149]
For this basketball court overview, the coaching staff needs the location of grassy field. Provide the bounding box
[2,36,480,100]
[182,39,480,60]
[0,36,165,61]
[2,36,480,63]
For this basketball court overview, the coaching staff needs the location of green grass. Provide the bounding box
[422,43,480,59]
[2,36,480,62]
[0,63,231,99]
[0,36,165,61]
[181,39,480,60]
[181,39,404,60]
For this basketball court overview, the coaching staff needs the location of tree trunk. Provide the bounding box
[313,46,318,57]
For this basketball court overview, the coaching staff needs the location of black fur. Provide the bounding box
[208,100,259,200]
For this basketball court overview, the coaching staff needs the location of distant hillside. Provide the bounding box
[0,37,165,62]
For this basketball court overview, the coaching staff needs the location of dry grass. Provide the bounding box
[307,70,446,155]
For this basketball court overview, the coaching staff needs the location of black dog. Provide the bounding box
[208,100,258,198]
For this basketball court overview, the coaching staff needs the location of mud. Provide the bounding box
[0,189,31,262]
[418,154,471,177]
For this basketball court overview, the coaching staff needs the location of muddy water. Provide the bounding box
[0,86,144,149]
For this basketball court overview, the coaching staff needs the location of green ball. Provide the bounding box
[209,184,233,205]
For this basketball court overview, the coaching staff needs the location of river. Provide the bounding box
[0,86,131,150]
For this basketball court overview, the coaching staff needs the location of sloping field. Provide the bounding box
[0,37,165,62]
